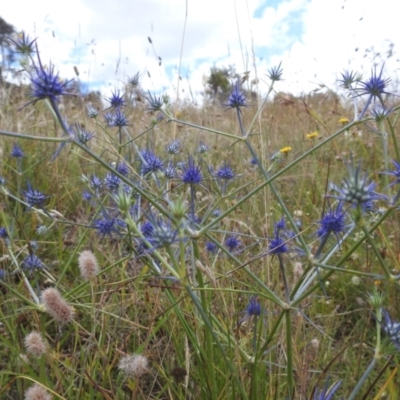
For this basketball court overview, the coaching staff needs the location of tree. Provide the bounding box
[206,65,240,102]
[0,16,15,82]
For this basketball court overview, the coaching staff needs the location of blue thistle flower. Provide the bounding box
[87,104,98,118]
[205,241,218,253]
[166,139,181,154]
[108,89,125,109]
[11,143,25,158]
[212,208,221,218]
[146,91,165,112]
[93,215,121,238]
[164,163,175,179]
[312,378,342,400]
[371,104,393,122]
[140,150,163,175]
[0,227,8,239]
[266,62,283,82]
[30,63,72,103]
[381,308,400,350]
[197,142,209,154]
[116,162,129,176]
[181,157,203,185]
[224,81,247,111]
[8,31,37,55]
[338,69,359,89]
[110,108,129,127]
[216,163,235,181]
[317,204,346,241]
[104,173,121,192]
[141,221,154,238]
[82,191,92,201]
[268,219,289,255]
[383,159,400,187]
[144,212,179,248]
[128,72,140,87]
[225,235,241,252]
[70,123,94,145]
[356,65,391,104]
[246,296,261,317]
[89,174,102,191]
[268,235,288,255]
[329,159,386,210]
[23,183,50,209]
[22,254,46,271]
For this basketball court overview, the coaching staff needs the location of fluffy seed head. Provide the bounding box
[118,353,149,378]
[78,250,100,281]
[24,383,52,400]
[41,288,74,324]
[24,331,48,357]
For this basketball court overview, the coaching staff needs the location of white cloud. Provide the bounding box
[1,0,399,102]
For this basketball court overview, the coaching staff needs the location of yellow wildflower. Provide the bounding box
[280,146,292,154]
[306,131,318,139]
[338,117,349,124]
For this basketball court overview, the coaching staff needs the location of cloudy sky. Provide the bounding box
[1,0,399,102]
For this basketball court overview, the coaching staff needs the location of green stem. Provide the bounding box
[285,311,294,399]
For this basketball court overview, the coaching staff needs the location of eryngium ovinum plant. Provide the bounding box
[1,33,400,399]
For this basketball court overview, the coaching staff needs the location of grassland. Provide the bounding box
[1,51,400,400]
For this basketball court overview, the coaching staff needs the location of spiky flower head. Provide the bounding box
[128,72,140,87]
[24,383,53,400]
[205,241,218,253]
[0,227,8,239]
[70,123,94,145]
[216,163,235,181]
[181,157,203,185]
[225,235,241,252]
[8,31,37,55]
[23,183,50,209]
[30,63,72,103]
[41,287,74,324]
[24,331,48,357]
[246,296,261,317]
[89,174,102,191]
[383,159,400,189]
[144,212,178,249]
[266,62,283,82]
[338,69,359,89]
[87,104,98,118]
[104,173,121,192]
[22,254,46,271]
[145,91,165,112]
[93,215,121,239]
[317,203,346,241]
[224,80,247,111]
[381,308,400,350]
[268,219,289,255]
[118,353,149,379]
[329,159,385,210]
[356,65,392,104]
[78,250,100,281]
[116,162,129,176]
[371,104,393,123]
[110,108,129,127]
[140,150,163,175]
[108,89,125,109]
[11,143,25,158]
[197,142,210,154]
[166,139,181,154]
